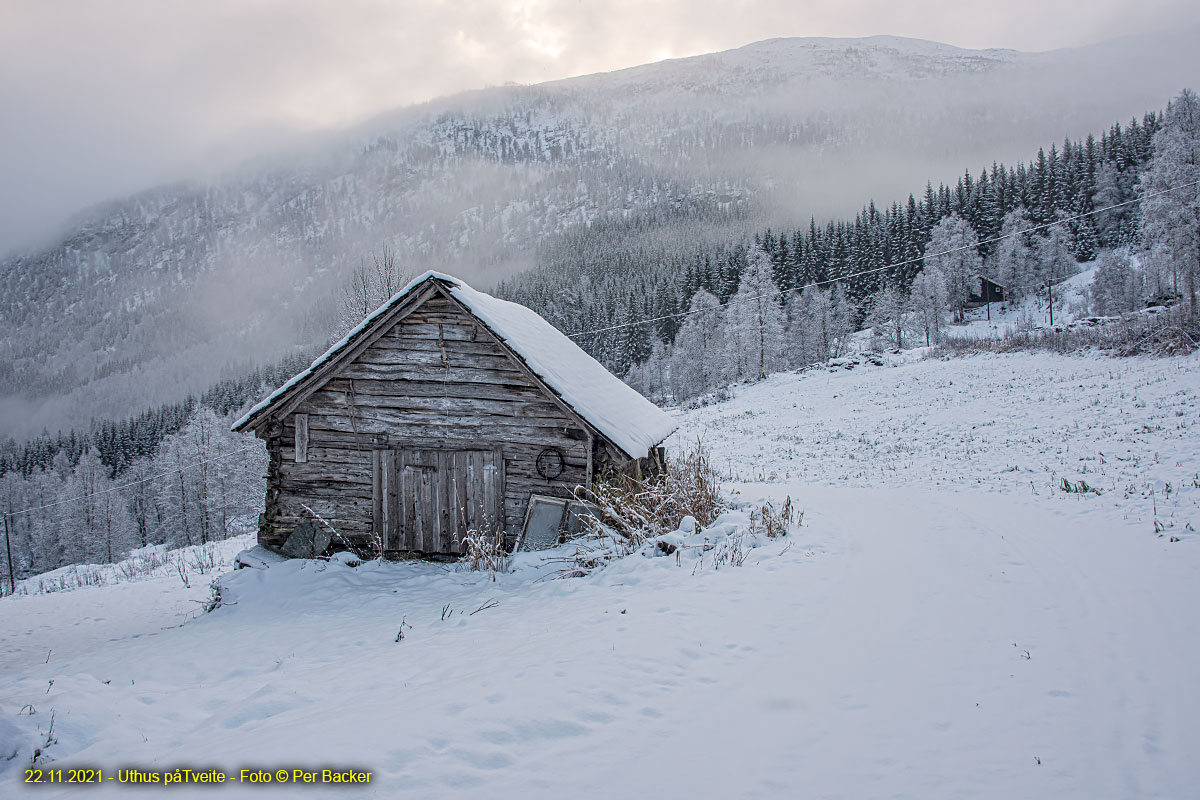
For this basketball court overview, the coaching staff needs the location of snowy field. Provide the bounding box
[2,350,1199,799]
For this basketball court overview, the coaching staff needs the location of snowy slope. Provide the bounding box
[2,351,1198,798]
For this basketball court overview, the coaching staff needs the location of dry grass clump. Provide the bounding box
[9,540,228,597]
[580,441,723,546]
[550,441,724,578]
[459,528,510,578]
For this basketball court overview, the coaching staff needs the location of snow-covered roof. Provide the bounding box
[233,271,678,458]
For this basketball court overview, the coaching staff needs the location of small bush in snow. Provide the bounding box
[201,579,223,613]
[748,496,800,539]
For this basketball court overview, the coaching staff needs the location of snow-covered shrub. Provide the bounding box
[202,579,223,613]
[11,537,250,596]
[711,532,748,568]
[328,551,364,567]
[681,386,732,410]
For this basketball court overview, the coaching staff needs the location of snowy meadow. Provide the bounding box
[2,350,1199,799]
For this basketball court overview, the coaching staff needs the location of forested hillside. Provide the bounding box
[1,32,1194,438]
[500,101,1191,400]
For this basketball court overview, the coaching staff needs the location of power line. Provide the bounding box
[3,442,261,520]
[566,178,1200,338]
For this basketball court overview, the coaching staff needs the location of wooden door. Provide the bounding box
[380,449,503,553]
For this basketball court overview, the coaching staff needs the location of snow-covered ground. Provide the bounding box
[2,351,1199,799]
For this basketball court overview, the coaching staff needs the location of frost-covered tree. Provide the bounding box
[1036,216,1077,286]
[866,284,910,350]
[1139,89,1200,316]
[826,284,854,358]
[924,215,982,322]
[723,246,785,381]
[336,245,413,337]
[626,340,672,405]
[14,469,64,574]
[788,287,825,367]
[1091,161,1138,247]
[990,210,1036,299]
[788,284,853,364]
[153,408,265,548]
[57,449,134,564]
[786,289,819,367]
[669,290,726,400]
[1089,249,1144,315]
[909,265,948,346]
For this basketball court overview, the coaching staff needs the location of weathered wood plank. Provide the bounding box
[293,415,582,441]
[277,475,372,492]
[277,499,372,522]
[278,462,373,485]
[282,432,587,467]
[436,451,451,553]
[385,449,399,550]
[355,347,519,371]
[277,479,373,499]
[371,337,503,357]
[323,377,546,403]
[299,389,566,420]
[388,322,477,341]
[281,446,372,466]
[335,362,539,385]
[293,414,309,463]
[371,449,383,546]
[304,411,587,440]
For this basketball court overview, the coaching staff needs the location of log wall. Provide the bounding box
[256,292,603,554]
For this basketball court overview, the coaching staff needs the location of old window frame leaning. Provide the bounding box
[515,494,598,551]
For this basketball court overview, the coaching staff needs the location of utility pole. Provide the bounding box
[1048,278,1054,327]
[3,513,14,596]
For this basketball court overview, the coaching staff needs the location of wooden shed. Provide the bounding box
[232,271,678,557]
[968,275,1006,306]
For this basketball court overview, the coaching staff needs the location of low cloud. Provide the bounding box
[1,0,1196,252]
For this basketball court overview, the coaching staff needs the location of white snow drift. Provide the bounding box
[2,350,1198,799]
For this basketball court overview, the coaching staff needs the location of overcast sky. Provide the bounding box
[2,0,1197,253]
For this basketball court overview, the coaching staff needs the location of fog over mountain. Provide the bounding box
[1,29,1197,438]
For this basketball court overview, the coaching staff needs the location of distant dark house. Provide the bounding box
[233,272,677,557]
[967,275,1006,307]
